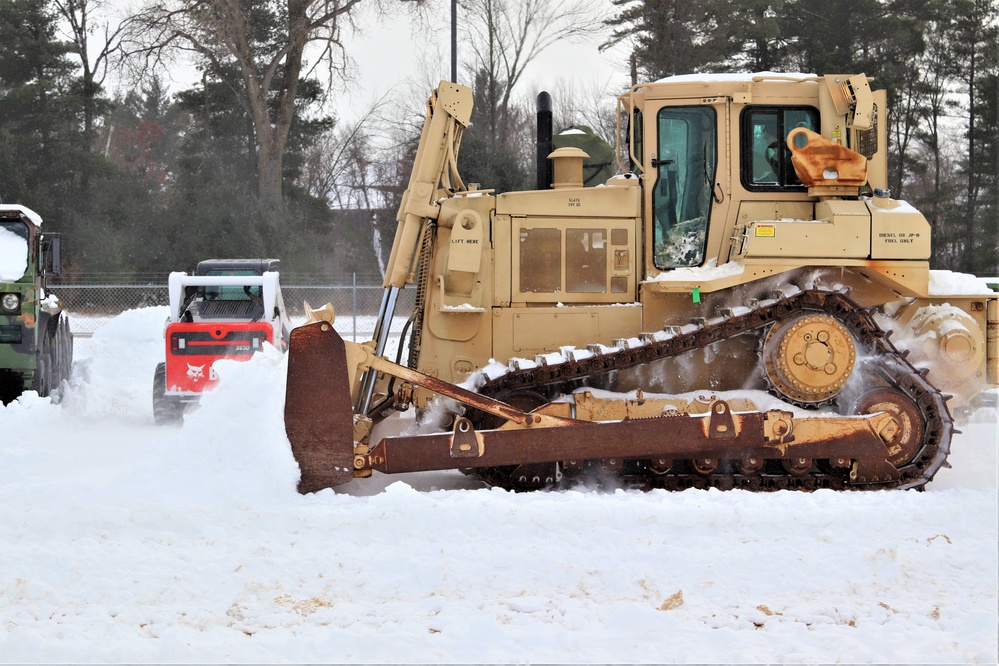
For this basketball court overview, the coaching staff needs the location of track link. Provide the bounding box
[471,289,954,492]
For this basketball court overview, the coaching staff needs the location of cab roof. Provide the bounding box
[0,205,43,228]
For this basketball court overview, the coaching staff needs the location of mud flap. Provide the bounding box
[284,322,356,493]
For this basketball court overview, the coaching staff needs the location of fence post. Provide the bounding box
[352,272,357,342]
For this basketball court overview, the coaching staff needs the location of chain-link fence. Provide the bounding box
[50,276,417,341]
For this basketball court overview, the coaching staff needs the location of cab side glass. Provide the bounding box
[652,106,717,270]
[741,106,819,190]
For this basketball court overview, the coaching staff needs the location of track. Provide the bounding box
[469,288,954,492]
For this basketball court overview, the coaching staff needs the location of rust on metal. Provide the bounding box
[708,401,737,438]
[360,404,898,486]
[853,388,925,466]
[365,353,580,430]
[284,322,357,492]
[449,417,482,458]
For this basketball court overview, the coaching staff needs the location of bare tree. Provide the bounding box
[301,98,388,210]
[123,0,413,208]
[544,78,618,141]
[461,0,604,141]
[53,0,127,137]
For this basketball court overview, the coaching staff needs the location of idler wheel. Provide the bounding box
[852,388,925,467]
[764,314,857,404]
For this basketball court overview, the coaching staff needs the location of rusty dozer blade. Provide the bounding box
[284,322,356,493]
[362,400,901,487]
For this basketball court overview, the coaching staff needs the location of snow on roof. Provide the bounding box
[0,204,43,227]
[654,71,818,85]
[0,226,28,281]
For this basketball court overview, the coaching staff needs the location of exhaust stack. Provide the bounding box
[536,91,553,190]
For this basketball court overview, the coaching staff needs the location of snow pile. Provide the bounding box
[0,307,996,663]
[0,226,28,281]
[645,258,745,283]
[929,269,993,296]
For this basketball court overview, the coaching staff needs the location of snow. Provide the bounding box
[872,198,921,214]
[438,303,485,312]
[0,226,28,281]
[929,269,995,296]
[645,258,746,283]
[0,306,996,663]
[657,71,817,84]
[0,204,43,228]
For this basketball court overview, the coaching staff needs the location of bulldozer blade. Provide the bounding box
[285,322,356,493]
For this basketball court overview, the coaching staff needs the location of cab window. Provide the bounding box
[631,108,643,175]
[203,269,261,300]
[652,106,717,270]
[741,106,819,190]
[0,220,29,241]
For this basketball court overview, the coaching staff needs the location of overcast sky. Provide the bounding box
[337,0,630,116]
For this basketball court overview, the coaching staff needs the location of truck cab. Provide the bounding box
[0,204,72,404]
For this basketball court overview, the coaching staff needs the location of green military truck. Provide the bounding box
[0,204,72,404]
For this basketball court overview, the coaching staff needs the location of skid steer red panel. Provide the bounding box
[164,322,273,394]
[284,322,356,492]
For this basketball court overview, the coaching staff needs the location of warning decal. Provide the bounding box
[755,224,776,238]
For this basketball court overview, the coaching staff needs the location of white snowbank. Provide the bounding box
[0,226,28,281]
[0,307,995,664]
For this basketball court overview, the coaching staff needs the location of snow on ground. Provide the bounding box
[0,307,996,663]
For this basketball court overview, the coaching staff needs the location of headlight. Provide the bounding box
[1,293,19,312]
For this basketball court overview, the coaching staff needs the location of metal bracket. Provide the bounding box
[450,417,483,458]
[708,400,736,438]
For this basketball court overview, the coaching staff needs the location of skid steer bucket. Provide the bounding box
[284,322,356,492]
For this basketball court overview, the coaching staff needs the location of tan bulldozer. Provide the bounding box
[285,74,997,493]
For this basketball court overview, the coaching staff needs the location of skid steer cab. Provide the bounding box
[153,258,291,425]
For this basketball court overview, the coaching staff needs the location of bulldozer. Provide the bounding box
[285,73,998,494]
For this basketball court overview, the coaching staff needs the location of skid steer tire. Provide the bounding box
[153,362,184,426]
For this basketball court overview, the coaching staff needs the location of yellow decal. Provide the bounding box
[755,224,776,238]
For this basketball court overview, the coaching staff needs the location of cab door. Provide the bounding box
[644,101,730,274]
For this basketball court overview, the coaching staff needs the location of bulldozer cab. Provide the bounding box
[620,73,886,277]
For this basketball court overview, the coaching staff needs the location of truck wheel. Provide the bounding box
[56,316,73,384]
[36,335,51,397]
[153,362,184,425]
